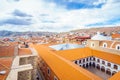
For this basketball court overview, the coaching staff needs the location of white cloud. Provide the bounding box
[93,0,107,5]
[0,0,120,32]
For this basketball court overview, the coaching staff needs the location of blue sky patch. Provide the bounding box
[12,10,32,17]
[86,18,120,27]
[0,18,32,26]
[0,0,119,32]
[45,0,106,10]
[7,0,20,2]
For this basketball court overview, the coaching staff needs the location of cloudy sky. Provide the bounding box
[0,0,120,32]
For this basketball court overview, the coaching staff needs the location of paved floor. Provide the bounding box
[85,66,112,80]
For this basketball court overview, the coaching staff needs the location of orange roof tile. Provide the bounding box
[34,44,102,80]
[18,48,31,55]
[112,33,120,39]
[92,49,120,65]
[0,46,15,57]
[56,47,92,60]
[0,57,13,80]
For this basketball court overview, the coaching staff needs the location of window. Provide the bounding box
[112,71,117,76]
[83,59,85,62]
[91,43,95,47]
[75,61,77,64]
[93,57,95,61]
[97,59,100,63]
[47,67,50,76]
[101,66,105,72]
[114,65,118,70]
[93,62,95,67]
[116,44,120,50]
[86,58,88,61]
[102,61,105,65]
[107,63,111,67]
[79,60,81,63]
[96,64,100,70]
[106,68,111,75]
[90,57,91,60]
[54,76,58,80]
[103,43,107,48]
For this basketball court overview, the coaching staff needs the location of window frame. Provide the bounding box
[116,44,120,50]
[47,67,50,76]
[91,42,95,47]
[103,42,107,48]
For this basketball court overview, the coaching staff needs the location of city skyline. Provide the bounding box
[0,0,120,32]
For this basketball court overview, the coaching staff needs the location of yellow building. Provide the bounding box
[35,35,120,80]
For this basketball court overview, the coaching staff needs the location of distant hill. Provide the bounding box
[0,26,120,37]
[0,30,57,37]
[70,26,120,35]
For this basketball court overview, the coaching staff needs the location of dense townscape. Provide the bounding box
[1,0,120,80]
[0,26,120,80]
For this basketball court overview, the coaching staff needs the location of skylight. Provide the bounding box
[49,43,84,50]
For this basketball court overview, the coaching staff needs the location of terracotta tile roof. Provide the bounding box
[0,57,13,80]
[92,49,120,65]
[112,33,120,39]
[18,48,31,55]
[56,47,92,60]
[34,44,102,80]
[0,46,15,57]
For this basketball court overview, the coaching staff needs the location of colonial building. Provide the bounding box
[35,32,120,80]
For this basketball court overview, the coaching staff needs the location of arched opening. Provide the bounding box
[90,57,91,60]
[112,71,117,76]
[86,63,89,68]
[75,61,77,64]
[91,43,95,47]
[79,60,81,64]
[89,62,91,66]
[93,57,95,61]
[107,63,111,67]
[116,44,120,50]
[96,64,100,70]
[106,68,111,75]
[103,43,107,48]
[93,62,95,67]
[86,58,88,61]
[101,66,105,72]
[97,59,100,63]
[102,61,105,65]
[83,64,86,68]
[114,65,118,70]
[83,59,85,62]
[36,76,39,80]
